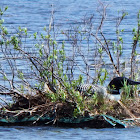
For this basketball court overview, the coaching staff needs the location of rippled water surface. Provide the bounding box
[0,0,140,139]
[0,126,140,140]
[1,0,140,80]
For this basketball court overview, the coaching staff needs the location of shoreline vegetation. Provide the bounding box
[0,3,140,128]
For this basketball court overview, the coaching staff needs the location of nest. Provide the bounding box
[0,90,75,125]
[0,89,140,127]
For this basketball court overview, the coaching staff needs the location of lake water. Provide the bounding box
[0,126,140,140]
[0,0,140,139]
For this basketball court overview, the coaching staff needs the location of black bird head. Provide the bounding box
[108,77,140,94]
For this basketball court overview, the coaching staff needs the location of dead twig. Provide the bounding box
[0,97,10,107]
[118,100,137,119]
[130,22,140,78]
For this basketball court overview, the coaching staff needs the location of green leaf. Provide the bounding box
[98,48,103,54]
[3,75,7,80]
[20,85,24,91]
[43,26,47,31]
[4,6,8,11]
[11,36,20,50]
[33,32,37,39]
[39,49,43,57]
[17,70,24,80]
[0,19,4,24]
[53,40,57,45]
[24,28,28,35]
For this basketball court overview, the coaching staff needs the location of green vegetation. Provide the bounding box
[0,4,140,120]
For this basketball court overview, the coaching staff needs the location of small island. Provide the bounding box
[0,5,140,128]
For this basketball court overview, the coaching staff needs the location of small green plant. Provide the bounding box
[97,68,108,85]
[121,80,135,101]
[92,92,104,106]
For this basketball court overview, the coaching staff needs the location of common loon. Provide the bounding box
[76,77,140,100]
[108,77,140,94]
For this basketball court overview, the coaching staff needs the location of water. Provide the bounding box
[0,126,140,140]
[0,0,140,139]
[0,0,140,82]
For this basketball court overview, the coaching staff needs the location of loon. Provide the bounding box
[76,77,140,100]
[108,77,140,94]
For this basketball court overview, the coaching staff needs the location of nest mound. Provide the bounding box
[103,98,140,119]
[0,93,75,120]
[0,90,140,127]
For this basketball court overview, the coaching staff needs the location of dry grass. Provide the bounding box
[86,98,140,120]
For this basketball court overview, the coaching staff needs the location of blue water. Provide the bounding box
[1,0,140,80]
[0,126,140,140]
[0,0,140,139]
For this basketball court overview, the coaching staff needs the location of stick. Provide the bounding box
[118,100,137,119]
